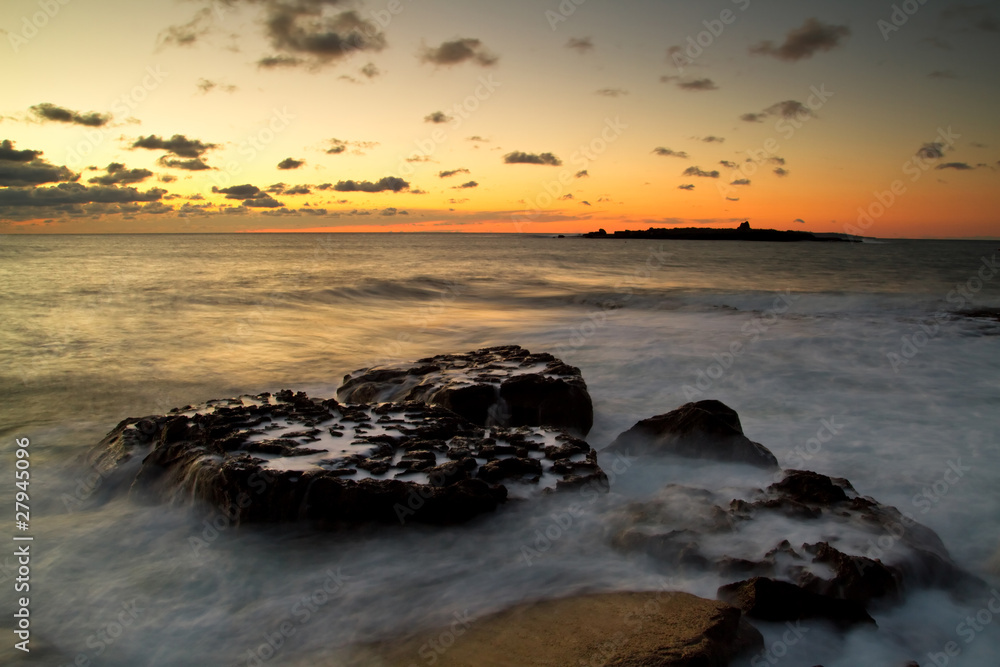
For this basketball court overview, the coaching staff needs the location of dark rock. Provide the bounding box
[768,470,850,505]
[799,542,902,604]
[607,400,779,469]
[718,576,875,627]
[337,345,594,435]
[477,457,543,483]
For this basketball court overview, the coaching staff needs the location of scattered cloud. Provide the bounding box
[750,18,850,61]
[682,166,720,178]
[439,168,470,178]
[720,161,738,169]
[741,112,766,123]
[30,103,110,127]
[420,38,497,67]
[425,111,453,124]
[794,218,805,224]
[360,62,380,78]
[258,55,303,69]
[0,141,76,186]
[326,138,377,155]
[197,78,237,94]
[596,88,628,97]
[565,36,594,53]
[87,163,153,186]
[678,184,695,191]
[285,184,311,194]
[333,177,409,192]
[936,162,974,170]
[132,134,216,158]
[453,180,478,189]
[277,157,305,170]
[652,147,689,159]
[327,139,347,154]
[0,182,163,207]
[503,151,562,166]
[918,142,946,159]
[768,157,786,165]
[773,167,789,177]
[742,100,815,123]
[661,76,718,91]
[726,197,740,202]
[575,170,588,178]
[158,157,211,171]
[730,178,751,185]
[259,8,386,68]
[467,136,489,142]
[700,136,725,143]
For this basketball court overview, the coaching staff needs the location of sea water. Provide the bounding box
[1,232,998,666]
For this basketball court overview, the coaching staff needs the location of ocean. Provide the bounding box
[1,232,999,666]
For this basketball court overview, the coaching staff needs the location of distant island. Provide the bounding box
[582,221,859,242]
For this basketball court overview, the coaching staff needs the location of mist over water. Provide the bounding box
[1,232,999,665]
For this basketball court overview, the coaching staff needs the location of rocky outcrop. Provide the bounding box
[337,345,594,435]
[354,591,762,667]
[92,390,607,527]
[717,576,875,627]
[606,400,779,469]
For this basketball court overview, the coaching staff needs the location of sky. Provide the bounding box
[1,0,998,237]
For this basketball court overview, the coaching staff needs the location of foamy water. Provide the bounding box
[1,233,998,665]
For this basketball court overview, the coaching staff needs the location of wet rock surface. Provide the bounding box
[606,399,779,469]
[337,345,594,435]
[93,384,607,527]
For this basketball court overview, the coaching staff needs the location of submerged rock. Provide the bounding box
[337,345,594,435]
[606,400,779,469]
[718,576,875,627]
[91,390,607,527]
[353,591,762,667]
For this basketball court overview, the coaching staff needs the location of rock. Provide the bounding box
[337,345,594,435]
[354,591,762,667]
[718,576,875,627]
[91,390,607,527]
[607,400,779,469]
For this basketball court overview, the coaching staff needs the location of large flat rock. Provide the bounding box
[353,591,762,666]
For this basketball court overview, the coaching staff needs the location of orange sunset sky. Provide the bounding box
[1,0,998,237]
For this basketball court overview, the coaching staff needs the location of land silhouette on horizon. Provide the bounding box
[582,221,858,242]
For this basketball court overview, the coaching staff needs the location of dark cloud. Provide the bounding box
[424,111,453,124]
[405,156,432,163]
[740,112,766,123]
[936,162,974,170]
[661,76,718,91]
[581,201,591,206]
[794,218,805,224]
[0,182,163,207]
[327,138,347,154]
[730,178,751,185]
[380,207,400,216]
[158,157,211,171]
[333,176,409,192]
[653,147,689,159]
[420,38,497,67]
[159,174,177,183]
[750,18,850,61]
[277,157,305,170]
[213,184,263,200]
[439,168,470,178]
[503,151,562,166]
[87,163,153,186]
[133,134,216,158]
[30,103,111,127]
[682,166,720,178]
[773,167,789,177]
[316,183,333,190]
[0,141,76,186]
[678,184,695,191]
[243,195,283,208]
[466,136,489,142]
[325,138,377,155]
[360,62,380,78]
[700,136,725,143]
[157,6,217,48]
[453,180,478,189]
[565,36,594,53]
[918,142,946,159]
[941,4,1000,32]
[596,88,628,97]
[258,55,304,68]
[928,70,959,79]
[726,197,740,202]
[765,100,814,119]
[720,161,738,169]
[285,184,311,194]
[262,8,385,66]
[266,183,286,194]
[768,157,786,165]
[575,170,588,178]
[197,78,238,94]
